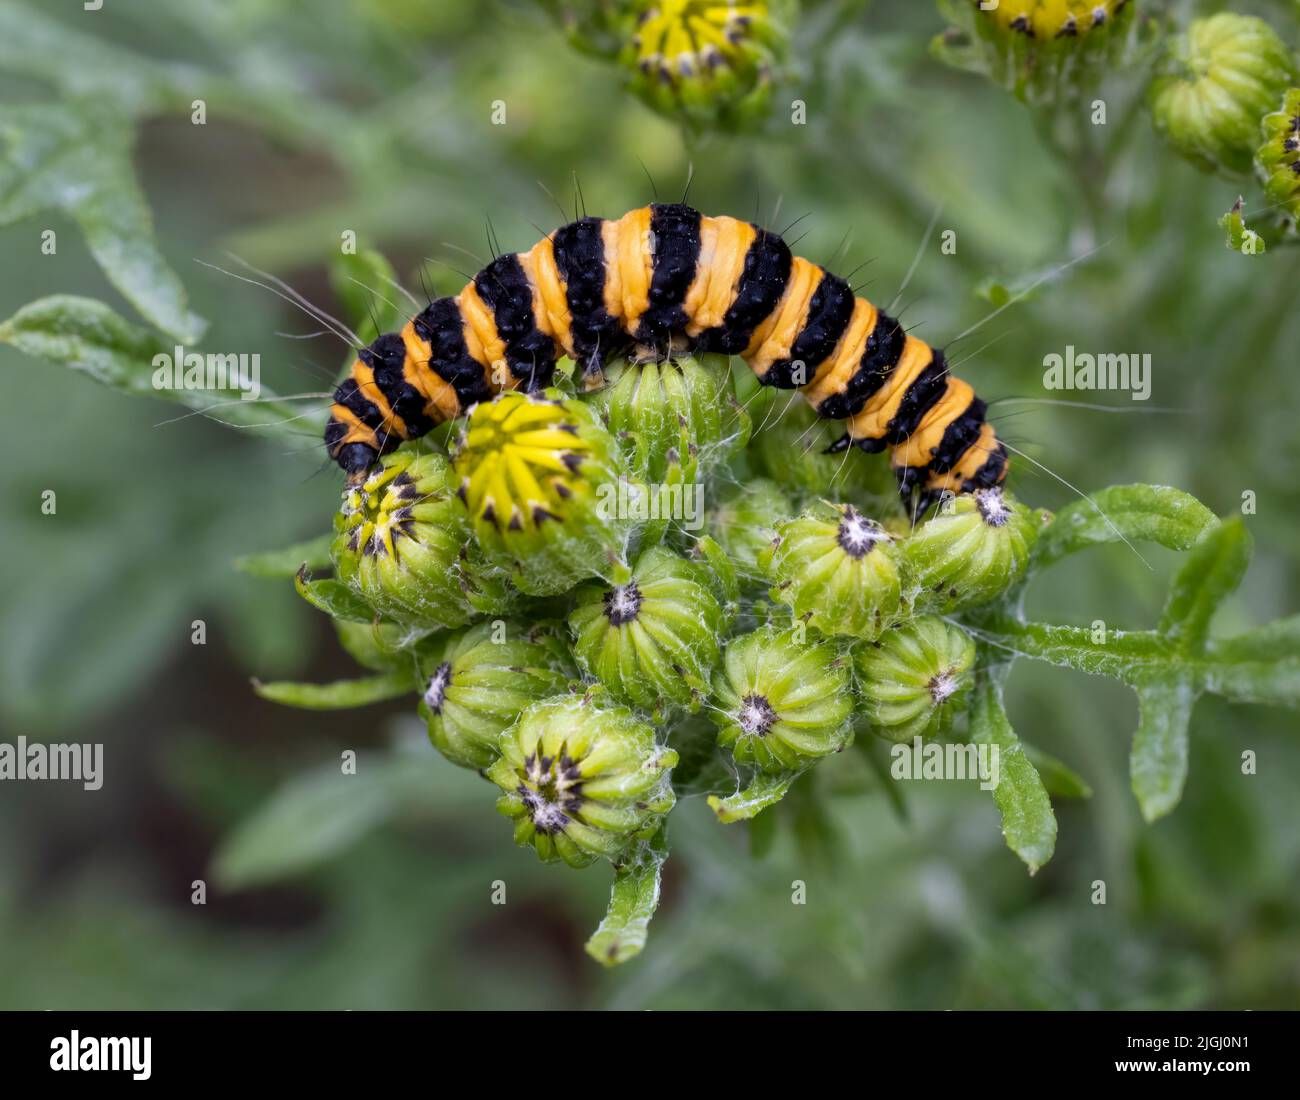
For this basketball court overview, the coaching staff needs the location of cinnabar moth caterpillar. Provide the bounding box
[324,204,1008,511]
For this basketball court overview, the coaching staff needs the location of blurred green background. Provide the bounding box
[0,0,1297,1009]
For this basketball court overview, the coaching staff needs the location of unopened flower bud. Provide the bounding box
[707,478,794,578]
[709,624,854,773]
[760,502,902,640]
[331,446,510,628]
[418,621,573,770]
[623,0,788,129]
[855,616,976,743]
[452,392,633,597]
[487,694,678,868]
[587,352,737,483]
[569,545,722,711]
[902,488,1040,612]
[1150,13,1296,175]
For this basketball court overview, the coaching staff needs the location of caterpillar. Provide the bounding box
[324,204,1008,512]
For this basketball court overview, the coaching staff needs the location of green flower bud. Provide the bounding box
[1150,13,1297,175]
[452,392,633,597]
[487,694,678,868]
[709,624,854,773]
[902,488,1041,612]
[331,446,510,629]
[623,1,789,129]
[418,621,574,770]
[855,616,976,743]
[707,478,794,578]
[760,502,903,640]
[587,353,739,483]
[1257,88,1300,226]
[569,545,722,712]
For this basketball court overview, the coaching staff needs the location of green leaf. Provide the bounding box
[293,567,377,624]
[707,770,801,823]
[1158,519,1251,655]
[970,676,1057,873]
[974,615,1167,680]
[0,100,203,341]
[0,295,315,441]
[1130,673,1198,823]
[236,535,334,578]
[212,759,398,889]
[252,670,416,710]
[585,832,668,967]
[1032,485,1217,568]
[1023,744,1093,800]
[1200,660,1300,710]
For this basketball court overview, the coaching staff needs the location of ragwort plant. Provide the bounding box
[1,0,1297,970]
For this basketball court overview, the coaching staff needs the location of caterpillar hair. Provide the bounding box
[323,204,1009,513]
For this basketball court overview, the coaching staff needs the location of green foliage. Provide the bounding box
[1,0,1298,1007]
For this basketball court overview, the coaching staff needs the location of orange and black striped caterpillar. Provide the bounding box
[324,204,1008,511]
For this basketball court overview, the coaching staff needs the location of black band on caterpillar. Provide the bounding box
[323,204,1009,503]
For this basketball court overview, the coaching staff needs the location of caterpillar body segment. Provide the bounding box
[324,204,1008,510]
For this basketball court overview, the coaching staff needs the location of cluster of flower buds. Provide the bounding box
[307,314,1060,966]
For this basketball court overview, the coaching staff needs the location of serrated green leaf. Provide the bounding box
[293,567,376,624]
[1032,485,1217,568]
[0,295,315,441]
[0,100,203,341]
[970,677,1056,872]
[1159,520,1251,655]
[252,669,416,710]
[708,770,801,823]
[585,831,667,967]
[212,758,398,889]
[1130,673,1198,823]
[236,535,334,577]
[1023,744,1093,799]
